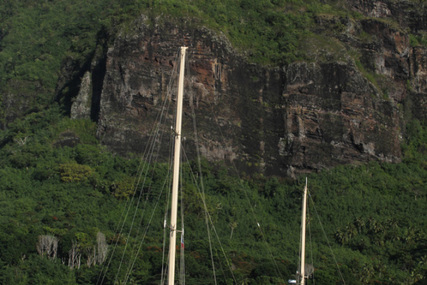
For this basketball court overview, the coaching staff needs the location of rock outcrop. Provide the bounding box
[71,71,92,120]
[345,0,427,124]
[90,4,426,177]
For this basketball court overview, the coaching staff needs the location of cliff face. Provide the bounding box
[345,0,427,123]
[90,2,426,176]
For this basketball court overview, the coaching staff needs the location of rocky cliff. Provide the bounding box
[73,1,426,177]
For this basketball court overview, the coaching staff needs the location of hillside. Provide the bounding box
[0,0,426,284]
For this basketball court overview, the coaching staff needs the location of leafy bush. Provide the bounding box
[59,163,93,183]
[111,176,136,199]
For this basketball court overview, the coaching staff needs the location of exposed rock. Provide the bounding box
[71,71,92,119]
[92,14,425,176]
[348,0,427,31]
[352,1,392,18]
[281,61,401,173]
[56,40,107,121]
[410,47,427,93]
[97,17,243,167]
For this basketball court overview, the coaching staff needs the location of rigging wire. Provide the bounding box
[168,48,285,282]
[97,45,290,284]
[179,151,185,285]
[186,54,219,285]
[181,147,238,284]
[113,88,174,284]
[120,51,181,284]
[307,195,315,283]
[123,117,176,284]
[123,169,173,284]
[121,94,177,283]
[204,96,284,281]
[309,193,346,285]
[97,112,169,284]
[188,63,343,284]
[160,147,174,285]
[97,152,152,285]
[159,50,184,285]
[97,50,180,284]
[114,156,155,283]
[94,42,352,285]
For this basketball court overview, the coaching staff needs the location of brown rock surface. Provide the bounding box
[90,13,427,177]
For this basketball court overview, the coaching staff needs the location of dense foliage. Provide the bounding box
[0,0,382,124]
[0,105,425,284]
[0,0,426,284]
[1,0,425,124]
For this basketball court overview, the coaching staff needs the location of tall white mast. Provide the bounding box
[300,178,308,285]
[168,46,188,285]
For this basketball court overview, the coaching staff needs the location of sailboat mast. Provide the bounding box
[300,178,308,285]
[168,46,188,285]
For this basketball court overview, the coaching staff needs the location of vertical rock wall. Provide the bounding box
[93,12,425,176]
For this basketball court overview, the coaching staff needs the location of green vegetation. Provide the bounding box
[0,0,357,125]
[0,0,417,123]
[410,33,427,47]
[0,105,425,283]
[0,0,426,284]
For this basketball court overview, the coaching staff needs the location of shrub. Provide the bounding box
[59,163,93,183]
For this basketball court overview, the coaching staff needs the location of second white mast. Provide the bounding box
[168,46,188,285]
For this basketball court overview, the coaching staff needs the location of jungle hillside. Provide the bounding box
[0,0,426,284]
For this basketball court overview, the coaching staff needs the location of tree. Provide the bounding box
[36,235,58,260]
